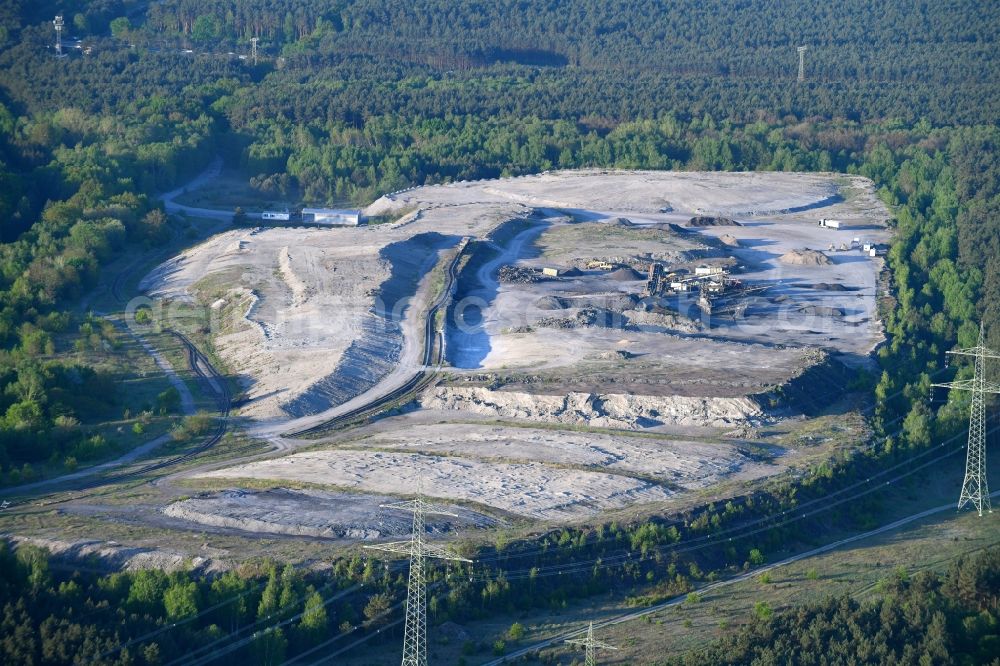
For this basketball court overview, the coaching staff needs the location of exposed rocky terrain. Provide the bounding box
[164,488,495,539]
[140,169,888,538]
[420,387,767,430]
[780,248,833,266]
[196,450,677,521]
[8,536,225,573]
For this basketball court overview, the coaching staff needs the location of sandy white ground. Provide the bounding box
[438,175,888,373]
[141,229,395,417]
[141,201,525,420]
[380,170,842,217]
[143,169,886,424]
[350,422,775,488]
[163,488,494,540]
[150,169,888,532]
[196,450,676,520]
[194,420,784,521]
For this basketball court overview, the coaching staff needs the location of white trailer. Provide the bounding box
[818,218,842,229]
[302,208,363,226]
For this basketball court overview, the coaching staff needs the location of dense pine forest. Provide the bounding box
[2,528,999,664]
[673,547,1000,665]
[0,0,998,662]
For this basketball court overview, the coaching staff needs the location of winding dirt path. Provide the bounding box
[159,157,249,221]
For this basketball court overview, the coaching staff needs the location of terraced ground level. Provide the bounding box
[152,169,890,544]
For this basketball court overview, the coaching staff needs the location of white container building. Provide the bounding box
[302,208,363,226]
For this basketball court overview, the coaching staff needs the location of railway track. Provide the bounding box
[171,330,232,413]
[421,238,465,367]
[88,331,231,483]
[2,332,231,509]
[0,169,248,510]
[284,239,467,438]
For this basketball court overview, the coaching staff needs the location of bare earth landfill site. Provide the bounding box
[62,169,892,562]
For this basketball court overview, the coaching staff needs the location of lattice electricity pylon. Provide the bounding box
[53,15,64,56]
[565,621,618,666]
[797,46,808,81]
[364,495,471,666]
[933,322,1000,516]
